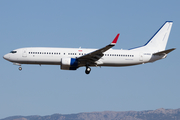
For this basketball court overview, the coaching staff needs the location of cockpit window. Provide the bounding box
[10,51,17,53]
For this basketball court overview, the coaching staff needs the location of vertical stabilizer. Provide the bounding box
[130,21,173,52]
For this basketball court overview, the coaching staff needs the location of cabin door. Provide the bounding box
[139,53,143,61]
[22,49,27,57]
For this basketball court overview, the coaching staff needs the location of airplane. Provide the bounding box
[3,21,175,74]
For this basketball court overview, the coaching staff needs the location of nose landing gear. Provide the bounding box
[13,63,22,71]
[85,66,91,74]
[18,67,22,71]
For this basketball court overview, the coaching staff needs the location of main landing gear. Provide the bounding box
[85,66,91,74]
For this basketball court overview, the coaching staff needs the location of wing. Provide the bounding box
[77,33,120,66]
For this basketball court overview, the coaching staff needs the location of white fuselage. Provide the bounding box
[3,47,163,67]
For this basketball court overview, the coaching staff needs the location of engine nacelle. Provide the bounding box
[61,58,78,70]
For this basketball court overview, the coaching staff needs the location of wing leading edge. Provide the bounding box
[78,33,120,66]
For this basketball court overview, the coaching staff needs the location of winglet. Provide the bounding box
[111,33,120,45]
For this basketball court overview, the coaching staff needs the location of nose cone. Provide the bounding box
[3,54,10,61]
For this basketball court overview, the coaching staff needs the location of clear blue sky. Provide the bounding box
[0,0,179,119]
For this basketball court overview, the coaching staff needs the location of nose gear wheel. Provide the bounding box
[19,67,22,71]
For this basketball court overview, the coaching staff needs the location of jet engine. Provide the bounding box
[61,58,78,70]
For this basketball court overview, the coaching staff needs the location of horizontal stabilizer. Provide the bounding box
[153,48,176,55]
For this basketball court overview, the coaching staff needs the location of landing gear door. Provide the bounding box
[22,49,27,57]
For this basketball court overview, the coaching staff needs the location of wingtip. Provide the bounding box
[111,33,120,45]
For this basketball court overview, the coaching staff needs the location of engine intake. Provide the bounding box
[61,58,78,70]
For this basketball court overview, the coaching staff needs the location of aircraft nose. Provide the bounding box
[3,54,10,60]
